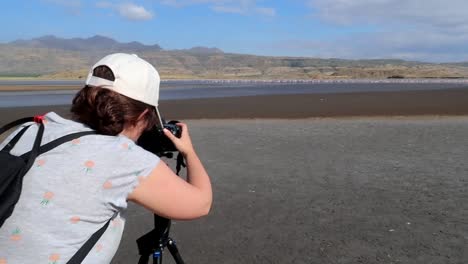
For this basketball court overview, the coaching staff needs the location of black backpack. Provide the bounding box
[0,116,112,263]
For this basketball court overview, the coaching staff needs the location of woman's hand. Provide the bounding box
[163,122,195,157]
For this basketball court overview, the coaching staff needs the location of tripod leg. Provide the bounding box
[138,255,150,264]
[153,248,163,264]
[167,238,185,264]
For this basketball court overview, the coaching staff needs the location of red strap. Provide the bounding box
[34,115,45,124]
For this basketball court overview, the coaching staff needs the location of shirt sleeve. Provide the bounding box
[101,138,161,212]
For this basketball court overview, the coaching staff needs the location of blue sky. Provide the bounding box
[2,0,468,62]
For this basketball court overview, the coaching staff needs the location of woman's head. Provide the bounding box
[71,53,161,136]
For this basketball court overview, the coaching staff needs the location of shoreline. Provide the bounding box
[1,88,468,124]
[1,78,468,92]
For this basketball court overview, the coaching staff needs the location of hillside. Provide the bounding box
[1,35,468,80]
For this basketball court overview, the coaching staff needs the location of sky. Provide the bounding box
[1,0,468,62]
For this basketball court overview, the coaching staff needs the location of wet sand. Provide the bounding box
[1,87,468,123]
[1,89,467,263]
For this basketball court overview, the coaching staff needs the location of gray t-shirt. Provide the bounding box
[0,112,160,263]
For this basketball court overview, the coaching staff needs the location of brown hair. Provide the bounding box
[70,66,158,135]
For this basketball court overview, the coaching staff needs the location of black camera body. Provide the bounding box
[138,120,181,157]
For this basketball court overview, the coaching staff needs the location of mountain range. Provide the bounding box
[10,35,163,52]
[1,35,467,79]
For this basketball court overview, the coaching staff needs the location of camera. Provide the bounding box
[138,119,182,157]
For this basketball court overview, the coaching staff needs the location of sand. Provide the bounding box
[110,118,468,263]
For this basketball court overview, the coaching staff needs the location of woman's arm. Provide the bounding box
[128,123,212,220]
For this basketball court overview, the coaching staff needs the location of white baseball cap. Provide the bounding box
[85,53,160,107]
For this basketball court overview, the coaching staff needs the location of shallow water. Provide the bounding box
[0,81,467,108]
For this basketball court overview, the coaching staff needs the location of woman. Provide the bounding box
[0,53,212,263]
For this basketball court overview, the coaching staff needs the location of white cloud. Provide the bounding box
[300,0,468,62]
[118,3,154,20]
[269,30,468,62]
[160,0,276,16]
[96,2,154,21]
[309,0,468,30]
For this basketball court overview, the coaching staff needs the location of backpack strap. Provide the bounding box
[20,131,97,159]
[0,117,34,135]
[0,117,97,159]
[22,122,45,174]
[1,116,43,157]
[1,125,31,152]
[67,217,113,264]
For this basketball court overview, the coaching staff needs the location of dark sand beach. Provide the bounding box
[2,87,468,121]
[1,87,467,263]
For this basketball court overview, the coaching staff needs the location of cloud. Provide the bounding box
[298,0,468,62]
[269,30,468,62]
[160,0,276,16]
[96,2,154,21]
[118,3,154,20]
[308,0,468,30]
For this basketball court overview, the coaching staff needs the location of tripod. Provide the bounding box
[136,214,185,264]
[136,151,186,264]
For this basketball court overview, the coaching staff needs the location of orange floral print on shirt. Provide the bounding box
[10,228,21,241]
[70,216,80,224]
[71,138,80,146]
[122,142,134,151]
[103,180,113,189]
[110,218,122,232]
[96,243,103,252]
[49,254,60,264]
[36,159,46,167]
[84,160,95,173]
[0,258,7,264]
[41,192,54,205]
